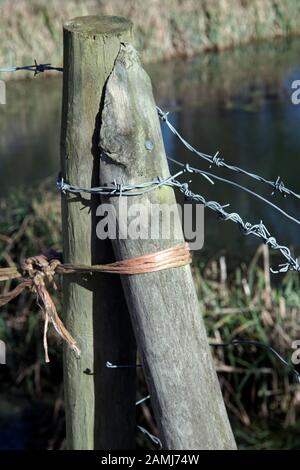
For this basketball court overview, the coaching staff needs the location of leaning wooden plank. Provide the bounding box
[99,43,236,450]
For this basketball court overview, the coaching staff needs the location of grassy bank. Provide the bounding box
[1,0,300,79]
[0,183,300,448]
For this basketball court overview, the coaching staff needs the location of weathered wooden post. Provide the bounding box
[98,41,237,449]
[60,16,136,449]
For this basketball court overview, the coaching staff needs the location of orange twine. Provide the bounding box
[0,243,191,362]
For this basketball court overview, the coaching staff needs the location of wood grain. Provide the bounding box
[99,43,236,450]
[61,16,136,450]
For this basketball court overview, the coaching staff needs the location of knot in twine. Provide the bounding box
[22,250,61,284]
[0,250,79,363]
[23,250,79,363]
[0,243,191,363]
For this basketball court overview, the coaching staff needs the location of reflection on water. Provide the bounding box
[0,78,61,194]
[1,37,300,260]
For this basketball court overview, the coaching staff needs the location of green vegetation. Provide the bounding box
[194,248,300,443]
[2,0,300,79]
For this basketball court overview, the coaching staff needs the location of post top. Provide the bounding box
[64,15,132,36]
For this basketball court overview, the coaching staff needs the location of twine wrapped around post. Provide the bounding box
[0,243,191,362]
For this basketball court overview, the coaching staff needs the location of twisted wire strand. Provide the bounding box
[59,158,300,230]
[57,167,300,273]
[56,169,185,197]
[157,106,300,200]
[171,178,300,273]
[167,156,300,227]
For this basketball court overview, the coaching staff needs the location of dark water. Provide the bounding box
[1,38,300,261]
[0,396,51,450]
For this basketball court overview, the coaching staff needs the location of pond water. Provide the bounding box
[1,37,300,262]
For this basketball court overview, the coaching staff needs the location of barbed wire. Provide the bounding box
[167,156,300,227]
[58,154,300,228]
[173,178,300,273]
[57,169,185,197]
[0,60,63,76]
[3,62,299,257]
[1,64,298,201]
[157,106,300,201]
[57,168,300,273]
[3,62,297,268]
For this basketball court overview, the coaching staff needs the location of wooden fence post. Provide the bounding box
[60,16,136,450]
[98,42,237,449]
